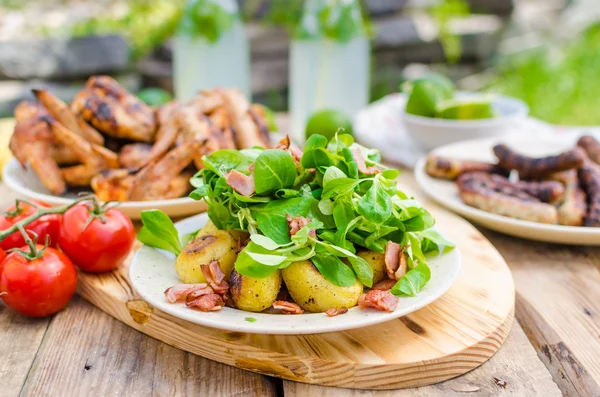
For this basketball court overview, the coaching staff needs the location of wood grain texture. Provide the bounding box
[75,184,515,389]
[19,297,277,397]
[0,302,50,397]
[480,231,600,394]
[283,323,561,396]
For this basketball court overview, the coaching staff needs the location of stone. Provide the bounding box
[0,34,130,80]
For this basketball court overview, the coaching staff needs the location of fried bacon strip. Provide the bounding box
[352,146,379,175]
[200,261,229,295]
[578,160,600,227]
[187,293,224,312]
[493,144,585,177]
[457,172,558,224]
[577,135,600,165]
[286,214,315,237]
[384,241,407,280]
[164,283,210,303]
[272,300,303,314]
[225,169,255,197]
[548,170,587,226]
[425,155,501,180]
[358,290,398,312]
[275,135,303,166]
[371,279,397,291]
[326,307,348,317]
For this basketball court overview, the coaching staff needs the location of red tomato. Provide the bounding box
[59,203,135,273]
[0,201,60,250]
[0,246,77,317]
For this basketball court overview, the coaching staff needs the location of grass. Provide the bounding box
[490,23,600,126]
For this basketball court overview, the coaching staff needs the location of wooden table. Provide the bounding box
[1,108,600,396]
[2,178,600,397]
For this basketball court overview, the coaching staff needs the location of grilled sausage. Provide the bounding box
[457,172,558,224]
[578,160,600,227]
[425,155,503,180]
[577,135,600,165]
[493,144,585,177]
[547,170,587,226]
[488,174,565,204]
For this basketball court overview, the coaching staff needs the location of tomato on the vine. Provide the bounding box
[0,201,60,250]
[0,244,77,317]
[59,203,135,273]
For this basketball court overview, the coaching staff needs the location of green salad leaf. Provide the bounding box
[139,133,455,297]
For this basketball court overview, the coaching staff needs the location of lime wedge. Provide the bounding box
[436,99,495,120]
[404,74,456,118]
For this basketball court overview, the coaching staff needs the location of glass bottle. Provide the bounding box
[173,0,250,102]
[289,0,370,143]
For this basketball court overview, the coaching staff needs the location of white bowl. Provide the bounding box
[402,93,529,150]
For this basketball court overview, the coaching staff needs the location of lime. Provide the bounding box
[305,109,354,140]
[137,88,173,106]
[437,99,495,120]
[404,73,455,118]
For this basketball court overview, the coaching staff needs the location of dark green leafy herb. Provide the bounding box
[391,262,431,297]
[139,133,453,297]
[138,209,183,255]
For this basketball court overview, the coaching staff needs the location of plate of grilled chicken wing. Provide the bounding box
[415,133,600,245]
[4,75,272,218]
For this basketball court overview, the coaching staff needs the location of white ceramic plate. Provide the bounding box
[2,158,206,219]
[129,213,462,335]
[415,134,600,245]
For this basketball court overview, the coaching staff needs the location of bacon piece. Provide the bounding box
[275,135,303,167]
[201,261,230,295]
[326,307,348,317]
[352,146,379,175]
[275,135,291,150]
[185,285,215,301]
[358,290,398,312]
[272,300,303,314]
[164,283,209,303]
[225,169,255,197]
[371,279,397,291]
[286,214,313,236]
[384,242,407,280]
[186,293,224,312]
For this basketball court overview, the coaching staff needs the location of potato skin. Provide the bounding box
[356,250,386,284]
[230,269,282,312]
[176,221,247,283]
[282,260,363,313]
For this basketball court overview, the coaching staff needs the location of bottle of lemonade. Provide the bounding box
[173,0,250,102]
[289,0,370,143]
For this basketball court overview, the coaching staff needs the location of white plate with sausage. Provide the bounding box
[3,158,206,219]
[129,213,462,335]
[415,134,600,245]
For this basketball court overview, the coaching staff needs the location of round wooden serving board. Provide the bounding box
[74,180,515,390]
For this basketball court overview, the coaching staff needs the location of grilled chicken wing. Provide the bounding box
[10,107,67,195]
[33,89,104,145]
[119,143,152,170]
[49,121,118,186]
[219,89,270,148]
[71,76,156,142]
[128,141,202,201]
[91,169,133,202]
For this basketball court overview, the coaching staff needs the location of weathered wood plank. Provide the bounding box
[0,302,50,397]
[480,231,600,394]
[283,323,561,396]
[19,297,277,397]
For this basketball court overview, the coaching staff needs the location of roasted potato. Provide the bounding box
[230,269,282,312]
[356,250,386,284]
[176,221,247,283]
[282,260,363,313]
